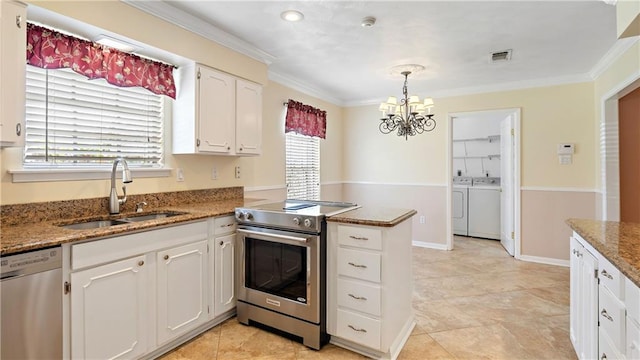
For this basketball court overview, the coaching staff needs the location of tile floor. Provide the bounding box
[160,236,577,359]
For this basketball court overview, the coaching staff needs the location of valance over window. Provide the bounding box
[285,99,327,139]
[26,23,176,99]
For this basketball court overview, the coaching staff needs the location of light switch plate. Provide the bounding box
[176,168,185,181]
[235,166,241,179]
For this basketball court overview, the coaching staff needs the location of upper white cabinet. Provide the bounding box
[0,0,26,147]
[173,63,262,156]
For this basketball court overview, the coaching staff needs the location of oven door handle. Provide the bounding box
[238,229,310,245]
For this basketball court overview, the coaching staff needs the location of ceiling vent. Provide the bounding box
[491,49,512,63]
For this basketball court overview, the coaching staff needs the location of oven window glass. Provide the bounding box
[245,237,308,303]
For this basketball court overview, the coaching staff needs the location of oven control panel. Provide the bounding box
[235,209,321,233]
[292,217,314,229]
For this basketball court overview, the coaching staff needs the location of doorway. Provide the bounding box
[447,109,521,258]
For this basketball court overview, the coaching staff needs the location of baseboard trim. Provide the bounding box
[412,241,449,250]
[518,254,569,267]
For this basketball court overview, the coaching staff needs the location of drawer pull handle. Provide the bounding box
[348,294,368,301]
[220,223,234,228]
[349,235,369,241]
[601,353,607,360]
[348,325,367,333]
[600,309,613,322]
[348,262,367,269]
[600,269,613,280]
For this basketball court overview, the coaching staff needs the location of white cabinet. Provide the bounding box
[328,221,414,359]
[157,240,208,345]
[173,63,262,156]
[0,0,26,147]
[70,255,149,360]
[569,234,598,360]
[210,215,237,318]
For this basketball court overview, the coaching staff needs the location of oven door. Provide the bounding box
[236,226,320,324]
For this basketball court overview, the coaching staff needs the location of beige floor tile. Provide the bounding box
[397,334,457,360]
[158,326,220,360]
[413,299,488,332]
[216,320,298,360]
[295,343,368,359]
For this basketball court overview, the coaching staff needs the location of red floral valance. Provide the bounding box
[285,100,327,139]
[26,23,176,99]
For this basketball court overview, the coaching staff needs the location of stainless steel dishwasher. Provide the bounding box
[1,246,62,359]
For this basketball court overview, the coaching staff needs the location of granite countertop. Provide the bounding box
[567,218,640,288]
[0,198,256,256]
[327,207,417,227]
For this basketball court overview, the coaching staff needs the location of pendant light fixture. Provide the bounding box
[379,67,436,140]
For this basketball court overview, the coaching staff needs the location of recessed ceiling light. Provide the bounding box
[281,10,304,22]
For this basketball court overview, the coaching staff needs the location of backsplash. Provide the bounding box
[0,187,243,226]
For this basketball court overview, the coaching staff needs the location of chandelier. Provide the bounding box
[378,71,436,140]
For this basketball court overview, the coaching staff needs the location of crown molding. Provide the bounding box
[268,71,344,106]
[121,0,275,65]
[589,37,639,80]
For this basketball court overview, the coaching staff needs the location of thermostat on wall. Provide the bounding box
[557,143,575,155]
[557,143,575,165]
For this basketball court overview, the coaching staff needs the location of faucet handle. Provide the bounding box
[136,201,147,213]
[118,185,128,206]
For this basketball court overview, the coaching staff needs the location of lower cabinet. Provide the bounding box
[157,240,208,345]
[569,235,598,360]
[327,220,414,359]
[71,254,149,360]
[67,219,236,359]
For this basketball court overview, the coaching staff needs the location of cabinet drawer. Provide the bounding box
[599,254,625,300]
[599,286,626,351]
[627,277,640,325]
[600,327,624,360]
[338,225,382,250]
[336,309,381,350]
[337,278,381,317]
[214,216,236,235]
[337,248,381,283]
[627,317,640,360]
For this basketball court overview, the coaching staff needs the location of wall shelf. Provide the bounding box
[453,135,500,143]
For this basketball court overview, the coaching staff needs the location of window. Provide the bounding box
[285,132,320,200]
[24,65,164,167]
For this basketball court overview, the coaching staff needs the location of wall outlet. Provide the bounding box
[176,168,184,182]
[235,166,241,179]
[211,166,218,180]
[419,215,426,224]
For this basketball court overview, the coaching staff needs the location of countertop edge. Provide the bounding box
[327,208,417,227]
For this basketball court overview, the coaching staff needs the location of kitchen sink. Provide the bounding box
[59,212,186,230]
[60,219,129,230]
[120,212,185,222]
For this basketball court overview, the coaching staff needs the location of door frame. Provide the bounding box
[446,108,522,258]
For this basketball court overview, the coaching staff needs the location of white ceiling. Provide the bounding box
[38,1,621,106]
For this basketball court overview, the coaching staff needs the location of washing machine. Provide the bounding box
[452,177,472,236]
[468,177,501,240]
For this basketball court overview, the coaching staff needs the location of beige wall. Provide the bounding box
[343,82,597,256]
[0,2,343,205]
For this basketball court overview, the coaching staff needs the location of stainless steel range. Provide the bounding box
[235,200,357,349]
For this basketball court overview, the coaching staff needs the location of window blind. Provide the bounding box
[24,65,164,167]
[285,132,320,200]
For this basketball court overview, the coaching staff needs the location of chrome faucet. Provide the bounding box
[109,158,132,214]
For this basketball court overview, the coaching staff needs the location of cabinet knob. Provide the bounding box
[601,353,607,360]
[219,241,224,246]
[227,146,231,150]
[164,255,169,260]
[138,260,144,266]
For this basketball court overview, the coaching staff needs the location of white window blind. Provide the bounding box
[285,132,320,200]
[24,65,164,167]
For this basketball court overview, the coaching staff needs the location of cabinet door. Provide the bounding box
[157,240,208,345]
[0,0,26,146]
[569,237,581,352]
[197,66,235,154]
[71,255,149,360]
[235,79,262,155]
[213,233,236,317]
[581,245,599,360]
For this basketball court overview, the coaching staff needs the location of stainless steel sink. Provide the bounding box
[60,219,129,230]
[120,212,185,222]
[59,212,186,230]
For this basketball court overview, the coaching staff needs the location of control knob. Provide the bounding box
[244,211,254,221]
[293,217,301,226]
[303,218,313,228]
